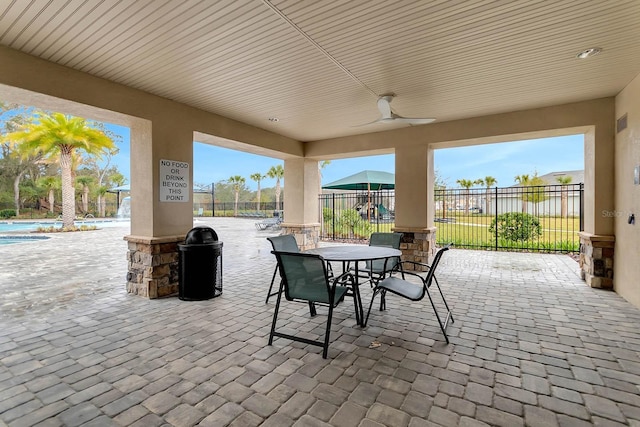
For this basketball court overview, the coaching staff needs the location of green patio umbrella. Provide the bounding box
[322,170,395,221]
[322,170,395,191]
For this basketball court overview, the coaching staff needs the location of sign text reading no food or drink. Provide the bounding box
[160,159,190,202]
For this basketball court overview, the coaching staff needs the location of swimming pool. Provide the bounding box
[0,235,51,245]
[0,220,130,233]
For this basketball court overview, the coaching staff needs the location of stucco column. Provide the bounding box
[393,146,437,268]
[281,158,320,250]
[580,123,616,289]
[124,118,194,298]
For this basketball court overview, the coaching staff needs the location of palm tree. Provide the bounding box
[96,185,109,217]
[556,176,573,218]
[228,175,246,217]
[514,174,531,213]
[476,176,497,214]
[515,173,547,215]
[37,176,60,214]
[6,112,115,228]
[318,160,330,193]
[456,178,476,214]
[250,172,264,211]
[266,164,284,209]
[76,175,93,214]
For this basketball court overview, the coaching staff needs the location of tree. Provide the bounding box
[6,112,115,228]
[76,175,93,214]
[228,175,246,217]
[266,164,284,208]
[476,176,497,215]
[37,176,60,214]
[556,176,573,218]
[84,146,120,215]
[318,160,330,194]
[250,172,264,211]
[514,172,548,215]
[0,103,42,216]
[455,178,476,214]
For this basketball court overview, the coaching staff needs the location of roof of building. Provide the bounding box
[537,170,584,185]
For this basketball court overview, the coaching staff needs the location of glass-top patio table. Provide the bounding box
[304,246,402,326]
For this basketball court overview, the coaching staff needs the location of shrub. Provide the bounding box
[0,209,16,219]
[338,209,372,238]
[322,207,334,223]
[489,212,542,242]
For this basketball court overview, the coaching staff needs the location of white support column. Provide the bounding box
[125,118,194,298]
[394,146,438,266]
[281,158,321,250]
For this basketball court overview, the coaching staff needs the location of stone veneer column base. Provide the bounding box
[578,232,615,290]
[280,223,320,251]
[392,227,437,271]
[124,234,183,298]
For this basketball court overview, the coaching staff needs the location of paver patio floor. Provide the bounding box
[1,217,639,426]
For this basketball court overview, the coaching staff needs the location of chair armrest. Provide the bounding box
[331,271,355,286]
[398,260,432,271]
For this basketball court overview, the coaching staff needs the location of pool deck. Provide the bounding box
[1,217,640,426]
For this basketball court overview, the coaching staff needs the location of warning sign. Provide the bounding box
[160,159,190,202]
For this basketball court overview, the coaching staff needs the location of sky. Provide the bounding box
[103,123,584,191]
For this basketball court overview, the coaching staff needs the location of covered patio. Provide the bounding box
[1,219,639,426]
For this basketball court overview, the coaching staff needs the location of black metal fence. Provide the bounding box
[319,184,583,253]
[0,201,121,219]
[193,201,284,218]
[434,184,583,252]
[319,190,396,241]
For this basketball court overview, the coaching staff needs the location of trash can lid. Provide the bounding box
[185,226,218,244]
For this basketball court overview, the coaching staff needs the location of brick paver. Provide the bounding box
[1,217,640,425]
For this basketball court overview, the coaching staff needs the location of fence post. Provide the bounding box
[332,193,336,241]
[494,186,499,250]
[579,183,584,232]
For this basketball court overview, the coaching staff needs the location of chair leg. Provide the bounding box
[268,283,284,345]
[322,303,335,358]
[424,287,452,343]
[265,264,280,303]
[363,288,382,327]
[432,276,454,324]
[308,302,317,317]
[378,289,387,311]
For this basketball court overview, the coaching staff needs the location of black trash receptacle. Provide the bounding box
[178,226,223,300]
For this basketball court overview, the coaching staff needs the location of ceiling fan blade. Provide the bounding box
[377,96,393,119]
[391,117,436,125]
[354,94,436,126]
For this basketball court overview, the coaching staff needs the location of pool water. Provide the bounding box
[0,220,129,233]
[0,235,50,245]
[0,222,45,232]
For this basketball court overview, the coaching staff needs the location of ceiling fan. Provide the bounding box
[366,94,436,125]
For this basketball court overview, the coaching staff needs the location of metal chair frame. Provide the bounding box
[364,244,454,343]
[269,251,354,358]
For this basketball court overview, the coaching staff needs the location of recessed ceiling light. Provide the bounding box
[268,117,279,122]
[576,47,602,59]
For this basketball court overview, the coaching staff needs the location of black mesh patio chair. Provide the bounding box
[352,232,403,286]
[266,235,299,303]
[269,251,355,358]
[363,244,454,343]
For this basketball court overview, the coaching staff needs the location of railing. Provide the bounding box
[319,184,583,253]
[434,184,583,252]
[319,190,396,242]
[0,202,121,219]
[193,201,284,217]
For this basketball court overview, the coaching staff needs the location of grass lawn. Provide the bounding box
[321,212,580,252]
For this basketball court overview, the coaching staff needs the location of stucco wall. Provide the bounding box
[614,75,640,307]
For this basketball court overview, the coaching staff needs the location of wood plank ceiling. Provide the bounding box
[1,0,640,142]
